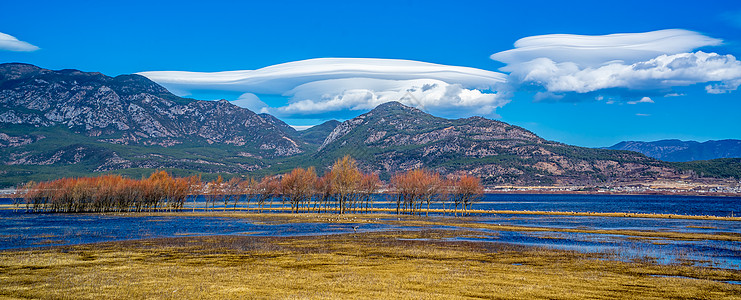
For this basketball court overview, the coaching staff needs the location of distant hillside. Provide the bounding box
[298,120,340,146]
[310,102,679,185]
[604,139,741,162]
[669,158,741,180]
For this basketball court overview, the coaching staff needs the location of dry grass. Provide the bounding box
[381,219,741,242]
[0,231,739,299]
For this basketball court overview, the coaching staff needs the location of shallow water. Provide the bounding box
[177,193,741,217]
[6,193,739,216]
[1,194,740,270]
[0,210,404,250]
[474,194,741,217]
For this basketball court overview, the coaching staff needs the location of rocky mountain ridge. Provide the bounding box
[0,63,303,156]
[604,139,741,162]
[314,102,679,185]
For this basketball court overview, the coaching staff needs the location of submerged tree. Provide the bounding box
[205,176,223,211]
[358,173,380,212]
[22,171,192,213]
[450,175,484,216]
[329,156,362,214]
[281,167,318,213]
[237,177,256,210]
[255,175,280,213]
[21,157,485,216]
[314,173,333,213]
[390,169,444,215]
[188,175,202,212]
[223,177,241,211]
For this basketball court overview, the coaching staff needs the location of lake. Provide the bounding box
[1,194,739,270]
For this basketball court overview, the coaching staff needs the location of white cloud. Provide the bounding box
[491,30,741,101]
[491,29,721,68]
[274,78,508,117]
[627,97,654,104]
[229,93,269,113]
[635,113,651,117]
[705,79,741,94]
[506,51,741,94]
[290,125,313,131]
[139,58,507,118]
[0,32,39,52]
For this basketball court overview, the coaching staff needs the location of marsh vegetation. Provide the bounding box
[1,231,739,299]
[6,155,741,298]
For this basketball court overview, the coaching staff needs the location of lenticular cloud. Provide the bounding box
[0,32,40,52]
[138,58,508,118]
[512,52,741,94]
[278,78,507,117]
[490,29,741,100]
[140,30,741,116]
[491,29,722,68]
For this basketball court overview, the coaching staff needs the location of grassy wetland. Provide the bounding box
[3,158,741,299]
[1,230,740,299]
[1,210,740,299]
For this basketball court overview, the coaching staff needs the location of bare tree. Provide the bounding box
[255,176,280,213]
[281,167,318,213]
[329,156,361,214]
[237,177,256,210]
[450,175,483,216]
[314,173,333,213]
[358,173,380,212]
[390,169,444,216]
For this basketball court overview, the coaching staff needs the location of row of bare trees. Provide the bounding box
[391,169,483,216]
[198,156,380,213]
[22,171,198,213]
[21,156,483,215]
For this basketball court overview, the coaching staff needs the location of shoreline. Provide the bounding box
[2,204,740,221]
[483,190,741,197]
[0,186,741,199]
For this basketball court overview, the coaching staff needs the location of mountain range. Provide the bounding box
[1,63,739,187]
[604,140,741,162]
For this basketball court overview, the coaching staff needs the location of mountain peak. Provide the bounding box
[111,74,173,96]
[318,102,442,150]
[370,101,424,115]
[375,101,405,109]
[0,63,45,81]
[0,62,42,70]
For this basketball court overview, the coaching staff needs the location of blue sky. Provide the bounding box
[1,0,740,147]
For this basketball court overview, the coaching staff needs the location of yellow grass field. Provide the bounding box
[1,230,739,299]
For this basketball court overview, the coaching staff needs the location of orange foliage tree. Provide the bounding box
[23,171,195,213]
[281,167,318,213]
[390,169,444,215]
[328,156,362,214]
[450,175,484,216]
[255,175,280,213]
[21,156,484,216]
